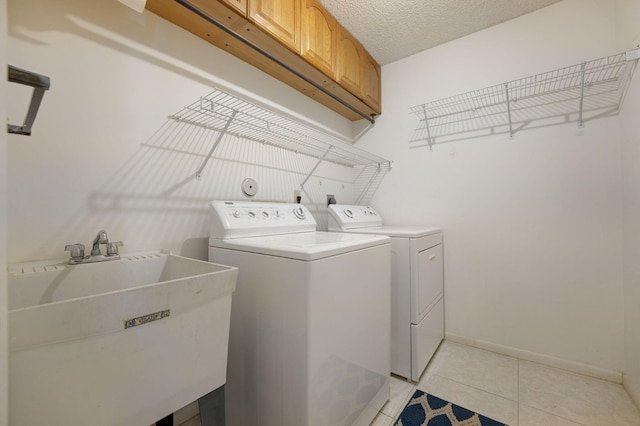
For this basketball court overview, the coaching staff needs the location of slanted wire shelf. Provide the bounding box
[409,48,639,148]
[168,88,391,199]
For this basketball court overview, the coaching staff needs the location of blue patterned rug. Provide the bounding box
[394,390,508,426]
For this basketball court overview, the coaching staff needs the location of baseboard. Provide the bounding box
[445,332,623,384]
[623,374,640,411]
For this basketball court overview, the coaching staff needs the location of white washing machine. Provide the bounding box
[328,204,443,382]
[208,201,391,426]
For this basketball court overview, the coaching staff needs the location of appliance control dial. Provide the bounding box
[232,210,240,218]
[262,211,269,218]
[293,207,306,220]
[248,211,256,218]
[344,209,353,218]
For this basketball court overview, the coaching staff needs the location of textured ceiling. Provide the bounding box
[318,0,563,66]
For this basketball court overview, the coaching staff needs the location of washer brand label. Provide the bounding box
[124,309,170,329]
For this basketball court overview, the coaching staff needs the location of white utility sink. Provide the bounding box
[7,250,237,426]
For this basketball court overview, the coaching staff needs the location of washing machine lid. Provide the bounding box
[328,204,440,237]
[209,231,389,261]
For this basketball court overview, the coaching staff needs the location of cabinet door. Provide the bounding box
[220,0,247,15]
[300,0,336,79]
[362,51,381,113]
[336,25,364,98]
[248,0,300,52]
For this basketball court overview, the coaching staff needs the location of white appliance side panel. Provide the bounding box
[411,241,443,324]
[307,244,391,426]
[209,248,310,426]
[411,297,444,382]
[209,243,391,426]
[389,238,413,380]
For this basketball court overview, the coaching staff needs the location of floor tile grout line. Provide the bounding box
[517,358,591,426]
[415,372,518,425]
[381,380,417,420]
[518,357,623,387]
[517,401,590,426]
[386,387,413,424]
[446,340,521,363]
[424,370,519,403]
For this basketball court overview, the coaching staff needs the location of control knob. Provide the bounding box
[293,207,306,220]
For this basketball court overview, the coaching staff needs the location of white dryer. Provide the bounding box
[328,204,443,382]
[208,201,391,426]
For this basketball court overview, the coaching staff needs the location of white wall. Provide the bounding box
[6,0,358,265]
[618,0,640,408]
[358,0,627,379]
[1,0,9,422]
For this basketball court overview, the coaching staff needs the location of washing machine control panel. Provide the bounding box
[210,201,317,238]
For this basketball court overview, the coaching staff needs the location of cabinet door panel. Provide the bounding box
[220,0,247,15]
[336,26,363,98]
[249,0,300,52]
[300,0,336,78]
[363,52,381,113]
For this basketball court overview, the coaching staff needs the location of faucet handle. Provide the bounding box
[106,241,123,256]
[65,243,85,259]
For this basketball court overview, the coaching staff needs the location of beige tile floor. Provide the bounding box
[372,341,640,426]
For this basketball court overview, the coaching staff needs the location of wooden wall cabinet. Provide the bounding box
[248,0,300,53]
[146,0,382,120]
[300,0,336,79]
[363,51,382,113]
[336,26,364,100]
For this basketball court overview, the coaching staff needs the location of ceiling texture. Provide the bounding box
[317,0,563,66]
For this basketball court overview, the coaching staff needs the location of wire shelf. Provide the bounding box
[170,89,390,170]
[168,88,391,203]
[409,48,639,148]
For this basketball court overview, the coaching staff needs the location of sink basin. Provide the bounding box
[8,250,237,426]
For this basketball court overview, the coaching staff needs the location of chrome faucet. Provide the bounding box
[91,230,109,256]
[65,230,123,265]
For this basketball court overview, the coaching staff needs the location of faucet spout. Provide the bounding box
[91,230,108,256]
[65,230,123,265]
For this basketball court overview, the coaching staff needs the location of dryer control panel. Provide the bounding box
[327,204,383,231]
[210,201,317,239]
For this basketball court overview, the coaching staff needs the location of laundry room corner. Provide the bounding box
[618,0,640,410]
[355,0,628,380]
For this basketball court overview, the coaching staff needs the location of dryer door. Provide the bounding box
[411,241,443,324]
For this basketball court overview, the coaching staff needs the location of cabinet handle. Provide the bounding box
[429,254,436,261]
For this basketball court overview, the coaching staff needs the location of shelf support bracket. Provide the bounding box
[195,109,238,180]
[300,145,333,191]
[504,83,514,139]
[354,163,382,205]
[422,105,434,150]
[7,65,51,136]
[578,62,586,128]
